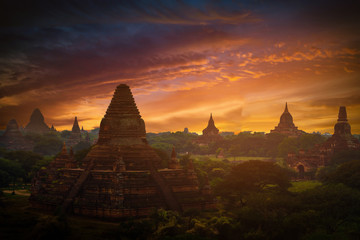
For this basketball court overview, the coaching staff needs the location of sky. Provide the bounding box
[0,0,359,134]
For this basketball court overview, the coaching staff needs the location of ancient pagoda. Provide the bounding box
[287,106,360,175]
[66,116,82,146]
[195,114,223,145]
[30,84,214,218]
[25,108,50,134]
[0,119,33,151]
[270,103,304,137]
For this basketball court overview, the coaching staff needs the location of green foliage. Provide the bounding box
[60,130,71,138]
[72,141,91,153]
[215,160,291,207]
[330,150,360,165]
[277,133,327,157]
[116,218,155,240]
[0,149,52,184]
[288,180,322,193]
[153,147,170,168]
[29,215,69,240]
[74,146,92,163]
[147,131,325,158]
[1,182,360,240]
[321,160,360,190]
[0,150,43,182]
[0,158,24,187]
[147,132,198,154]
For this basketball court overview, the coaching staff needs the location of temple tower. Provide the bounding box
[334,106,351,136]
[67,116,82,146]
[203,114,219,136]
[270,103,303,137]
[196,114,222,144]
[25,108,50,134]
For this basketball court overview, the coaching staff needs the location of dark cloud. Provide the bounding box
[308,95,360,107]
[0,0,256,28]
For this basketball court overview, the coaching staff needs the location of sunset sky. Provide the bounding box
[1,1,359,134]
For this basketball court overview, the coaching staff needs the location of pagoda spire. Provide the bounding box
[60,142,68,155]
[337,106,348,122]
[72,116,80,133]
[284,102,289,113]
[208,113,215,127]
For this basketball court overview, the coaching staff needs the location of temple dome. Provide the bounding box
[279,103,295,127]
[270,103,303,137]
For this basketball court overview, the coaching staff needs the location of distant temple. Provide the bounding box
[30,84,214,218]
[24,108,50,134]
[270,103,304,137]
[287,106,360,176]
[50,124,57,132]
[66,116,82,146]
[195,114,223,144]
[0,119,33,151]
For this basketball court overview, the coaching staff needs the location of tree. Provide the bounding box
[330,150,360,165]
[322,160,360,190]
[0,158,24,187]
[153,147,170,168]
[215,160,291,206]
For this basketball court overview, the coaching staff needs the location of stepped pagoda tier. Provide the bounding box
[287,106,360,176]
[67,116,82,147]
[25,108,50,134]
[30,84,214,218]
[195,114,223,145]
[0,119,33,151]
[270,103,304,137]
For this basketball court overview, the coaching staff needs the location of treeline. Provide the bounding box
[147,132,327,158]
[24,131,93,156]
[0,146,92,187]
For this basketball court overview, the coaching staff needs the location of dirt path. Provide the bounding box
[3,190,31,196]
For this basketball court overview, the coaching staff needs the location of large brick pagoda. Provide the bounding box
[30,84,214,218]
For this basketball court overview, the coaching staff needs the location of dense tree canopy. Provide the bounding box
[215,160,291,206]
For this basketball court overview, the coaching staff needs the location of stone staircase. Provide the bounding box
[61,159,95,213]
[149,164,182,212]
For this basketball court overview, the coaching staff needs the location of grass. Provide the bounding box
[191,154,277,162]
[288,180,322,193]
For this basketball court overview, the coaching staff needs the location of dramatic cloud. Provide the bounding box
[0,0,359,133]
